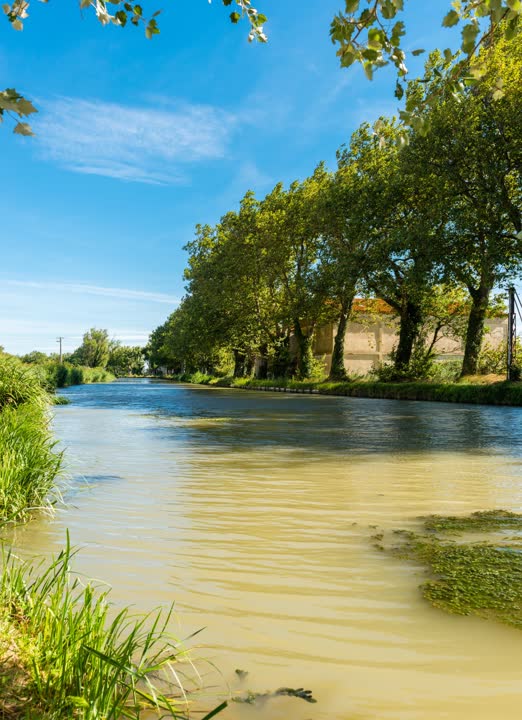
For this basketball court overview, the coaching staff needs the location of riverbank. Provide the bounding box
[0,359,224,718]
[0,355,63,522]
[43,362,115,389]
[166,372,522,406]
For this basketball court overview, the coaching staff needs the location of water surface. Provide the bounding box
[11,380,522,719]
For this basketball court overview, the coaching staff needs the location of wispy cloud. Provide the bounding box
[36,97,235,184]
[6,280,180,305]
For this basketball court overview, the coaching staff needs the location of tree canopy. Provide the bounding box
[147,32,521,381]
[2,1,520,135]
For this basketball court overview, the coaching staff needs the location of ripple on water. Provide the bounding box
[10,380,522,720]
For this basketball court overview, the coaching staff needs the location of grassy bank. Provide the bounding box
[0,539,210,719]
[0,357,226,718]
[0,356,62,523]
[166,372,522,406]
[41,362,115,390]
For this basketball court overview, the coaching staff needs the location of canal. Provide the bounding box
[10,379,522,719]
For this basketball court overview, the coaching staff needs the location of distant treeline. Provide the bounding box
[147,33,521,382]
[19,328,145,382]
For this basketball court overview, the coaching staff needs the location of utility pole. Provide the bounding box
[507,287,516,381]
[57,337,64,364]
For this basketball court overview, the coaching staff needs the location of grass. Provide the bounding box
[163,372,522,406]
[0,537,226,719]
[52,395,71,406]
[0,356,63,523]
[45,363,115,389]
[383,511,522,628]
[0,356,48,410]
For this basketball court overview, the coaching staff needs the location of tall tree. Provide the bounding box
[257,165,332,378]
[408,35,521,375]
[72,328,114,368]
[340,120,446,374]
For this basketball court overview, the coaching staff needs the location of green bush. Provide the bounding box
[70,366,84,385]
[428,359,463,383]
[478,339,522,376]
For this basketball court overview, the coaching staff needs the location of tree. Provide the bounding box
[407,35,522,375]
[330,1,521,134]
[107,345,145,376]
[338,119,447,374]
[71,328,114,368]
[318,151,373,380]
[19,350,48,364]
[257,165,333,378]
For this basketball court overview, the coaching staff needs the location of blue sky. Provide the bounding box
[1,0,454,355]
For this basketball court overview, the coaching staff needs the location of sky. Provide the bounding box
[0,0,455,355]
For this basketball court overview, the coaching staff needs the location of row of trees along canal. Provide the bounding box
[147,35,521,382]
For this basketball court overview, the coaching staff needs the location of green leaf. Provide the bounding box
[442,9,459,27]
[344,0,359,12]
[13,121,33,136]
[461,22,479,54]
[230,11,241,23]
[201,701,228,720]
[363,61,374,80]
[411,48,425,56]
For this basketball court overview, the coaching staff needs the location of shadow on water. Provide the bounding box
[58,378,522,458]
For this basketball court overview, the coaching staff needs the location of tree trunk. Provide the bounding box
[271,332,292,378]
[256,344,269,379]
[233,349,247,378]
[294,319,314,379]
[461,282,491,377]
[329,295,354,381]
[394,300,423,370]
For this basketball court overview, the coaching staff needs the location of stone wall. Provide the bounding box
[314,314,508,376]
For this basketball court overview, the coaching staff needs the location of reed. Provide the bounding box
[0,356,62,522]
[0,537,225,719]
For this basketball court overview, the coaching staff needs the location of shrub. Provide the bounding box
[477,339,522,376]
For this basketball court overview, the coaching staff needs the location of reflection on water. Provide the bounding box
[10,380,522,719]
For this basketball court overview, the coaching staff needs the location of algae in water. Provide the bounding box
[383,510,522,628]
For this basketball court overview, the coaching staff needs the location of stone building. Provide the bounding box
[313,300,508,376]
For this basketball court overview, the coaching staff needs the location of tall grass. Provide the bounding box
[0,404,62,521]
[44,363,115,389]
[0,356,62,522]
[0,355,47,409]
[0,538,225,719]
